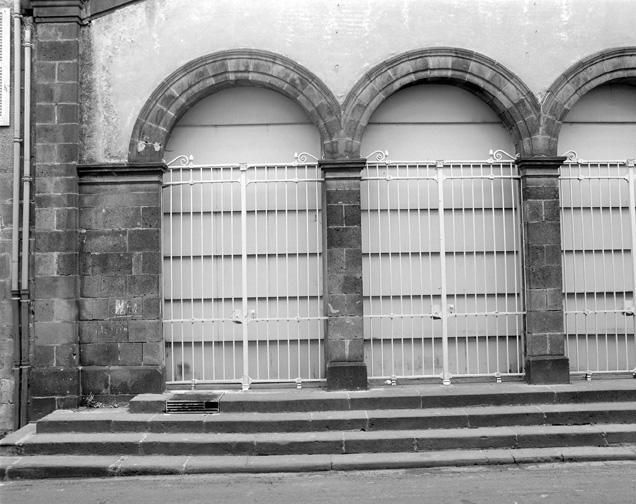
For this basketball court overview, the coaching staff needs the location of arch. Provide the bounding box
[542,47,636,155]
[342,48,540,158]
[128,49,342,163]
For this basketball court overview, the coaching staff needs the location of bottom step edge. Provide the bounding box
[3,446,636,480]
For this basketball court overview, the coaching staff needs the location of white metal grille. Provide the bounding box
[560,155,636,375]
[361,151,525,383]
[163,155,325,389]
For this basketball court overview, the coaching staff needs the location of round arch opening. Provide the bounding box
[359,84,515,160]
[557,83,636,159]
[165,86,322,164]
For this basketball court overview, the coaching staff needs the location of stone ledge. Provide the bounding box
[77,163,167,184]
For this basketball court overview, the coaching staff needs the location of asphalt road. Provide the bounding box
[2,461,636,504]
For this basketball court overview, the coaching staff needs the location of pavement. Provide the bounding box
[2,460,636,504]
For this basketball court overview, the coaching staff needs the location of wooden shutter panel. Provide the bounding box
[0,8,10,127]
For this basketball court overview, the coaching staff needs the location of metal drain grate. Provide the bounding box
[165,399,220,413]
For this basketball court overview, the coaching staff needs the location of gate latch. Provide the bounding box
[432,304,454,319]
[232,309,257,323]
[623,303,635,317]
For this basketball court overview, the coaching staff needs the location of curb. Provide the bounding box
[2,446,636,480]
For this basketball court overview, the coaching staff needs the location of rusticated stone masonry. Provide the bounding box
[129,49,342,164]
[30,6,83,420]
[77,165,165,403]
[518,157,569,384]
[341,47,542,159]
[320,159,367,390]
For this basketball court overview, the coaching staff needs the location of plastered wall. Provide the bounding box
[80,0,636,164]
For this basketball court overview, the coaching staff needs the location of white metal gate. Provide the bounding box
[361,150,525,383]
[560,153,636,376]
[162,154,325,389]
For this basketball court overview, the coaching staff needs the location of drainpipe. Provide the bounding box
[10,0,23,430]
[18,17,32,428]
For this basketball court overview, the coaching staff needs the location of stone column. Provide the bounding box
[518,157,570,384]
[30,0,83,419]
[77,164,165,403]
[319,159,367,390]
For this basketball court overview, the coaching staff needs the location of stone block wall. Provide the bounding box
[519,157,569,384]
[77,165,165,403]
[321,160,367,390]
[31,18,82,420]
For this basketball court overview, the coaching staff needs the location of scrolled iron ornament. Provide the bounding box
[560,150,578,163]
[488,149,518,163]
[166,154,194,167]
[293,152,319,163]
[365,150,389,162]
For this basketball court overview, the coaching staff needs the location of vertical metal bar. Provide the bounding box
[295,166,302,380]
[615,165,629,371]
[386,164,395,377]
[219,167,226,380]
[437,166,450,385]
[168,167,174,381]
[316,167,323,378]
[500,163,510,375]
[264,168,271,381]
[486,164,505,373]
[510,165,521,373]
[427,164,436,375]
[179,164,185,381]
[190,166,195,384]
[240,164,250,390]
[600,167,610,371]
[586,163,600,371]
[364,166,374,376]
[416,165,426,376]
[481,163,490,374]
[275,165,281,379]
[449,164,458,376]
[377,164,385,377]
[284,165,291,380]
[560,165,570,370]
[567,163,580,371]
[578,164,590,371]
[406,164,415,376]
[253,171,260,381]
[210,167,216,381]
[305,164,312,380]
[200,165,205,381]
[396,165,405,376]
[471,162,479,374]
[460,164,470,375]
[628,164,636,369]
[605,166,619,371]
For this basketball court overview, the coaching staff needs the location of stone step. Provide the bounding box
[34,401,636,434]
[4,423,636,457]
[132,381,636,414]
[3,446,636,480]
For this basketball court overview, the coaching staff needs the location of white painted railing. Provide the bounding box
[162,155,325,389]
[560,154,636,376]
[361,151,525,383]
